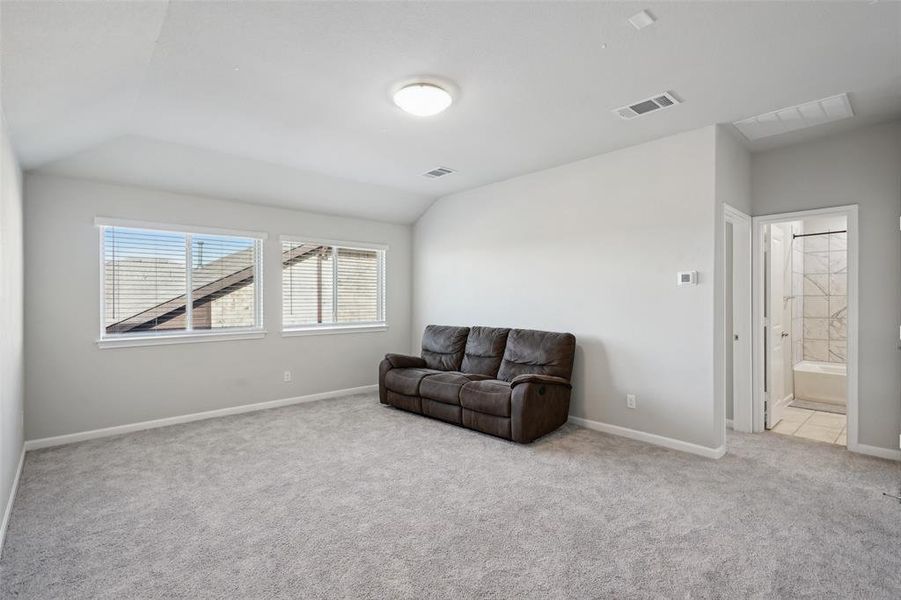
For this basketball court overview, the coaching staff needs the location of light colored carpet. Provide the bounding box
[2,392,899,599]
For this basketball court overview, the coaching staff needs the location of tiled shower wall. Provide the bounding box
[798,228,847,363]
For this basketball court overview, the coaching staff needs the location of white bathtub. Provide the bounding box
[793,361,847,407]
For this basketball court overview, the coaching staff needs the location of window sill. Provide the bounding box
[281,324,388,337]
[97,330,267,349]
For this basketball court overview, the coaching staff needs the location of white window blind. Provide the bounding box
[282,240,385,330]
[100,223,263,340]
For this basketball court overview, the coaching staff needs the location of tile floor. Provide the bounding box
[771,406,846,445]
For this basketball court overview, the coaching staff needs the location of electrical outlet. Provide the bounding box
[283,370,292,383]
[626,394,637,409]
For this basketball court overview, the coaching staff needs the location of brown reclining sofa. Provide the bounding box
[379,325,576,443]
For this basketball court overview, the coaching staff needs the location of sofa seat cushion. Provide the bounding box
[460,379,512,417]
[420,372,493,405]
[384,367,442,396]
[420,372,470,405]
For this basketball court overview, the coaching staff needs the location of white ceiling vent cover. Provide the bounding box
[733,93,853,141]
[614,92,681,120]
[628,10,656,31]
[422,166,456,179]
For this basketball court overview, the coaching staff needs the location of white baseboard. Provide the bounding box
[1,446,25,557]
[849,442,901,462]
[726,418,734,430]
[24,384,377,451]
[568,416,726,459]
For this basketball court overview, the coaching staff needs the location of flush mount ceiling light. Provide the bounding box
[393,83,453,117]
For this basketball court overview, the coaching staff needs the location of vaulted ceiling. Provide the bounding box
[2,1,899,223]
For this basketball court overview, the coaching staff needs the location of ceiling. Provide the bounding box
[2,1,899,223]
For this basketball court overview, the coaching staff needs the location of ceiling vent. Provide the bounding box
[614,92,681,120]
[733,93,853,141]
[628,10,656,31]
[422,166,456,179]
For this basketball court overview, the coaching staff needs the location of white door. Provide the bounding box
[766,225,788,428]
[727,206,753,433]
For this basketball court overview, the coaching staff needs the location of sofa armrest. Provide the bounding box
[385,353,427,369]
[510,380,572,443]
[510,373,572,389]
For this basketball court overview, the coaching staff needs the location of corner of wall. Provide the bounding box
[0,109,26,556]
[714,125,752,215]
[712,124,752,449]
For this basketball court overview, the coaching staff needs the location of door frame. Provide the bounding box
[751,205,859,448]
[724,204,753,433]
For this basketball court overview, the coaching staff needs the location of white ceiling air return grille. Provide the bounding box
[422,167,455,179]
[614,92,681,120]
[733,93,853,141]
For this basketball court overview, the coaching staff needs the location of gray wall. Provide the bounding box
[23,174,413,440]
[414,126,722,450]
[1,115,25,546]
[751,120,901,452]
[715,127,752,216]
[714,126,751,444]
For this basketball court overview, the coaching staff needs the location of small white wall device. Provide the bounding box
[677,271,698,286]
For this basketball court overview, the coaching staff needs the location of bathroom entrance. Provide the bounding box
[751,206,858,449]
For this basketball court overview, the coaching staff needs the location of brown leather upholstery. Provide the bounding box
[379,324,575,443]
[420,372,491,405]
[496,329,576,382]
[384,367,441,396]
[422,398,462,424]
[463,410,511,439]
[378,358,392,404]
[510,373,572,389]
[421,325,470,371]
[511,380,571,443]
[386,390,422,414]
[385,353,427,369]
[460,380,512,417]
[460,326,510,376]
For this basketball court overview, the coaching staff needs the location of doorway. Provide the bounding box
[751,206,859,449]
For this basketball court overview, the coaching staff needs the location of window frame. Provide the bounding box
[279,235,388,336]
[95,218,267,349]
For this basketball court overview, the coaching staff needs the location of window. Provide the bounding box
[281,238,386,332]
[98,219,265,346]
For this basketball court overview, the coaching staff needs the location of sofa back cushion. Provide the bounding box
[421,325,470,371]
[496,328,576,382]
[461,326,510,376]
